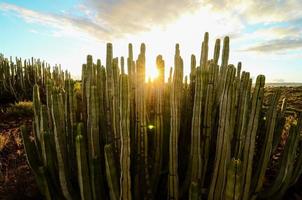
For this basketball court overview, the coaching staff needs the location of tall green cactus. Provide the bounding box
[260,116,301,199]
[168,44,183,200]
[51,89,74,200]
[119,71,131,200]
[105,144,120,200]
[241,75,265,200]
[76,123,92,200]
[151,55,165,194]
[0,54,61,104]
[21,125,52,200]
[188,66,202,198]
[208,65,236,200]
[225,158,242,200]
[250,90,281,198]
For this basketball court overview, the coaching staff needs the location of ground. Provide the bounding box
[0,108,42,199]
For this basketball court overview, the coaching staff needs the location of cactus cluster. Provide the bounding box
[0,54,65,105]
[20,33,302,200]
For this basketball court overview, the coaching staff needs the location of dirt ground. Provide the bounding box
[0,115,42,200]
[264,86,302,110]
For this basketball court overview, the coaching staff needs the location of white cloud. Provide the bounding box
[86,0,203,33]
[1,0,302,44]
[0,3,110,40]
[237,25,302,52]
[203,0,302,24]
[0,1,243,41]
[259,26,300,40]
[242,38,302,52]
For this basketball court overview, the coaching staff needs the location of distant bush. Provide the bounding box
[5,101,33,117]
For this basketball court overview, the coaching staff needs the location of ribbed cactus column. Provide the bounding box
[32,84,42,152]
[134,43,152,199]
[201,62,217,187]
[82,55,107,199]
[152,55,165,194]
[233,71,252,158]
[260,115,302,199]
[105,144,120,200]
[127,43,137,199]
[188,66,202,198]
[190,54,196,104]
[168,44,183,200]
[221,37,229,68]
[88,85,103,199]
[120,71,131,200]
[51,88,74,200]
[225,158,242,200]
[241,75,265,200]
[64,76,77,186]
[289,114,302,187]
[208,65,236,200]
[21,125,52,200]
[272,99,287,153]
[96,59,106,142]
[44,82,63,199]
[216,36,230,101]
[76,123,92,200]
[250,90,281,198]
[106,43,115,145]
[112,57,121,155]
[213,39,220,65]
[200,32,209,70]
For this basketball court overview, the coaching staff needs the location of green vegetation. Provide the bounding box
[0,54,66,105]
[2,101,33,117]
[15,33,302,199]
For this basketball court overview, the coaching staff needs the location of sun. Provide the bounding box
[145,65,159,82]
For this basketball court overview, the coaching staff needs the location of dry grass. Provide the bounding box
[10,101,33,112]
[0,134,9,151]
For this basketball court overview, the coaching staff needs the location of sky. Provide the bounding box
[0,0,302,82]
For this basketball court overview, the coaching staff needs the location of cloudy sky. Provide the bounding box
[1,0,302,82]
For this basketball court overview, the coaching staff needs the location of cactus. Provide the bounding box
[16,33,302,200]
[0,54,64,105]
[168,44,183,200]
[250,90,281,198]
[51,89,74,200]
[233,71,252,158]
[225,158,242,200]
[208,65,236,200]
[260,115,301,199]
[201,62,216,186]
[119,71,131,200]
[151,55,165,194]
[241,75,265,200]
[200,32,209,69]
[105,144,120,200]
[76,123,92,200]
[289,114,302,186]
[188,66,202,197]
[21,125,52,200]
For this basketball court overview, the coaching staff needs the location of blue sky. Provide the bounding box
[0,0,302,82]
